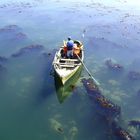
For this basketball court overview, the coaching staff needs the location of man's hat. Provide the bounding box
[68,36,71,40]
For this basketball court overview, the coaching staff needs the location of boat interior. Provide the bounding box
[57,40,83,69]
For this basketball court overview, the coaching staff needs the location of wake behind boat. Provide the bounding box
[53,40,84,85]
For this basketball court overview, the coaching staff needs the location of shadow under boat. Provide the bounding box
[54,66,82,103]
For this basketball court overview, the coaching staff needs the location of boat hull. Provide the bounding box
[54,64,82,85]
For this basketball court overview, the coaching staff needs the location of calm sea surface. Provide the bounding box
[0,0,140,140]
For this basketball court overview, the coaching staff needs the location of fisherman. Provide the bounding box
[66,37,74,58]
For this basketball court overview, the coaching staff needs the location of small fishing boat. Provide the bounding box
[53,40,84,85]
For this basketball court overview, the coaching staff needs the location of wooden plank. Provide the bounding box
[59,63,73,65]
[60,64,75,68]
[60,59,79,62]
[59,63,81,68]
[53,62,81,66]
[60,63,81,66]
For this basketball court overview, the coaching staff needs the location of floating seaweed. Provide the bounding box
[14,32,27,40]
[0,2,36,9]
[82,78,100,95]
[0,25,21,33]
[128,71,140,80]
[11,44,45,57]
[82,78,121,119]
[128,120,140,129]
[49,118,64,134]
[111,121,135,140]
[0,25,28,43]
[69,126,78,140]
[105,58,124,71]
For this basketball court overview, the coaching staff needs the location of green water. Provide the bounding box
[0,0,140,140]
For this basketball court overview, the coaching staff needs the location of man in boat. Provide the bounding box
[66,37,74,58]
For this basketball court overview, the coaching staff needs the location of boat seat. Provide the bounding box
[59,64,75,68]
[60,59,79,62]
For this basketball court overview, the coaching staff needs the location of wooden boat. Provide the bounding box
[53,40,84,85]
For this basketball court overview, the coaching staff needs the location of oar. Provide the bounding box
[76,54,100,86]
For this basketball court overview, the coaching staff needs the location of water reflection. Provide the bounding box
[54,67,82,103]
